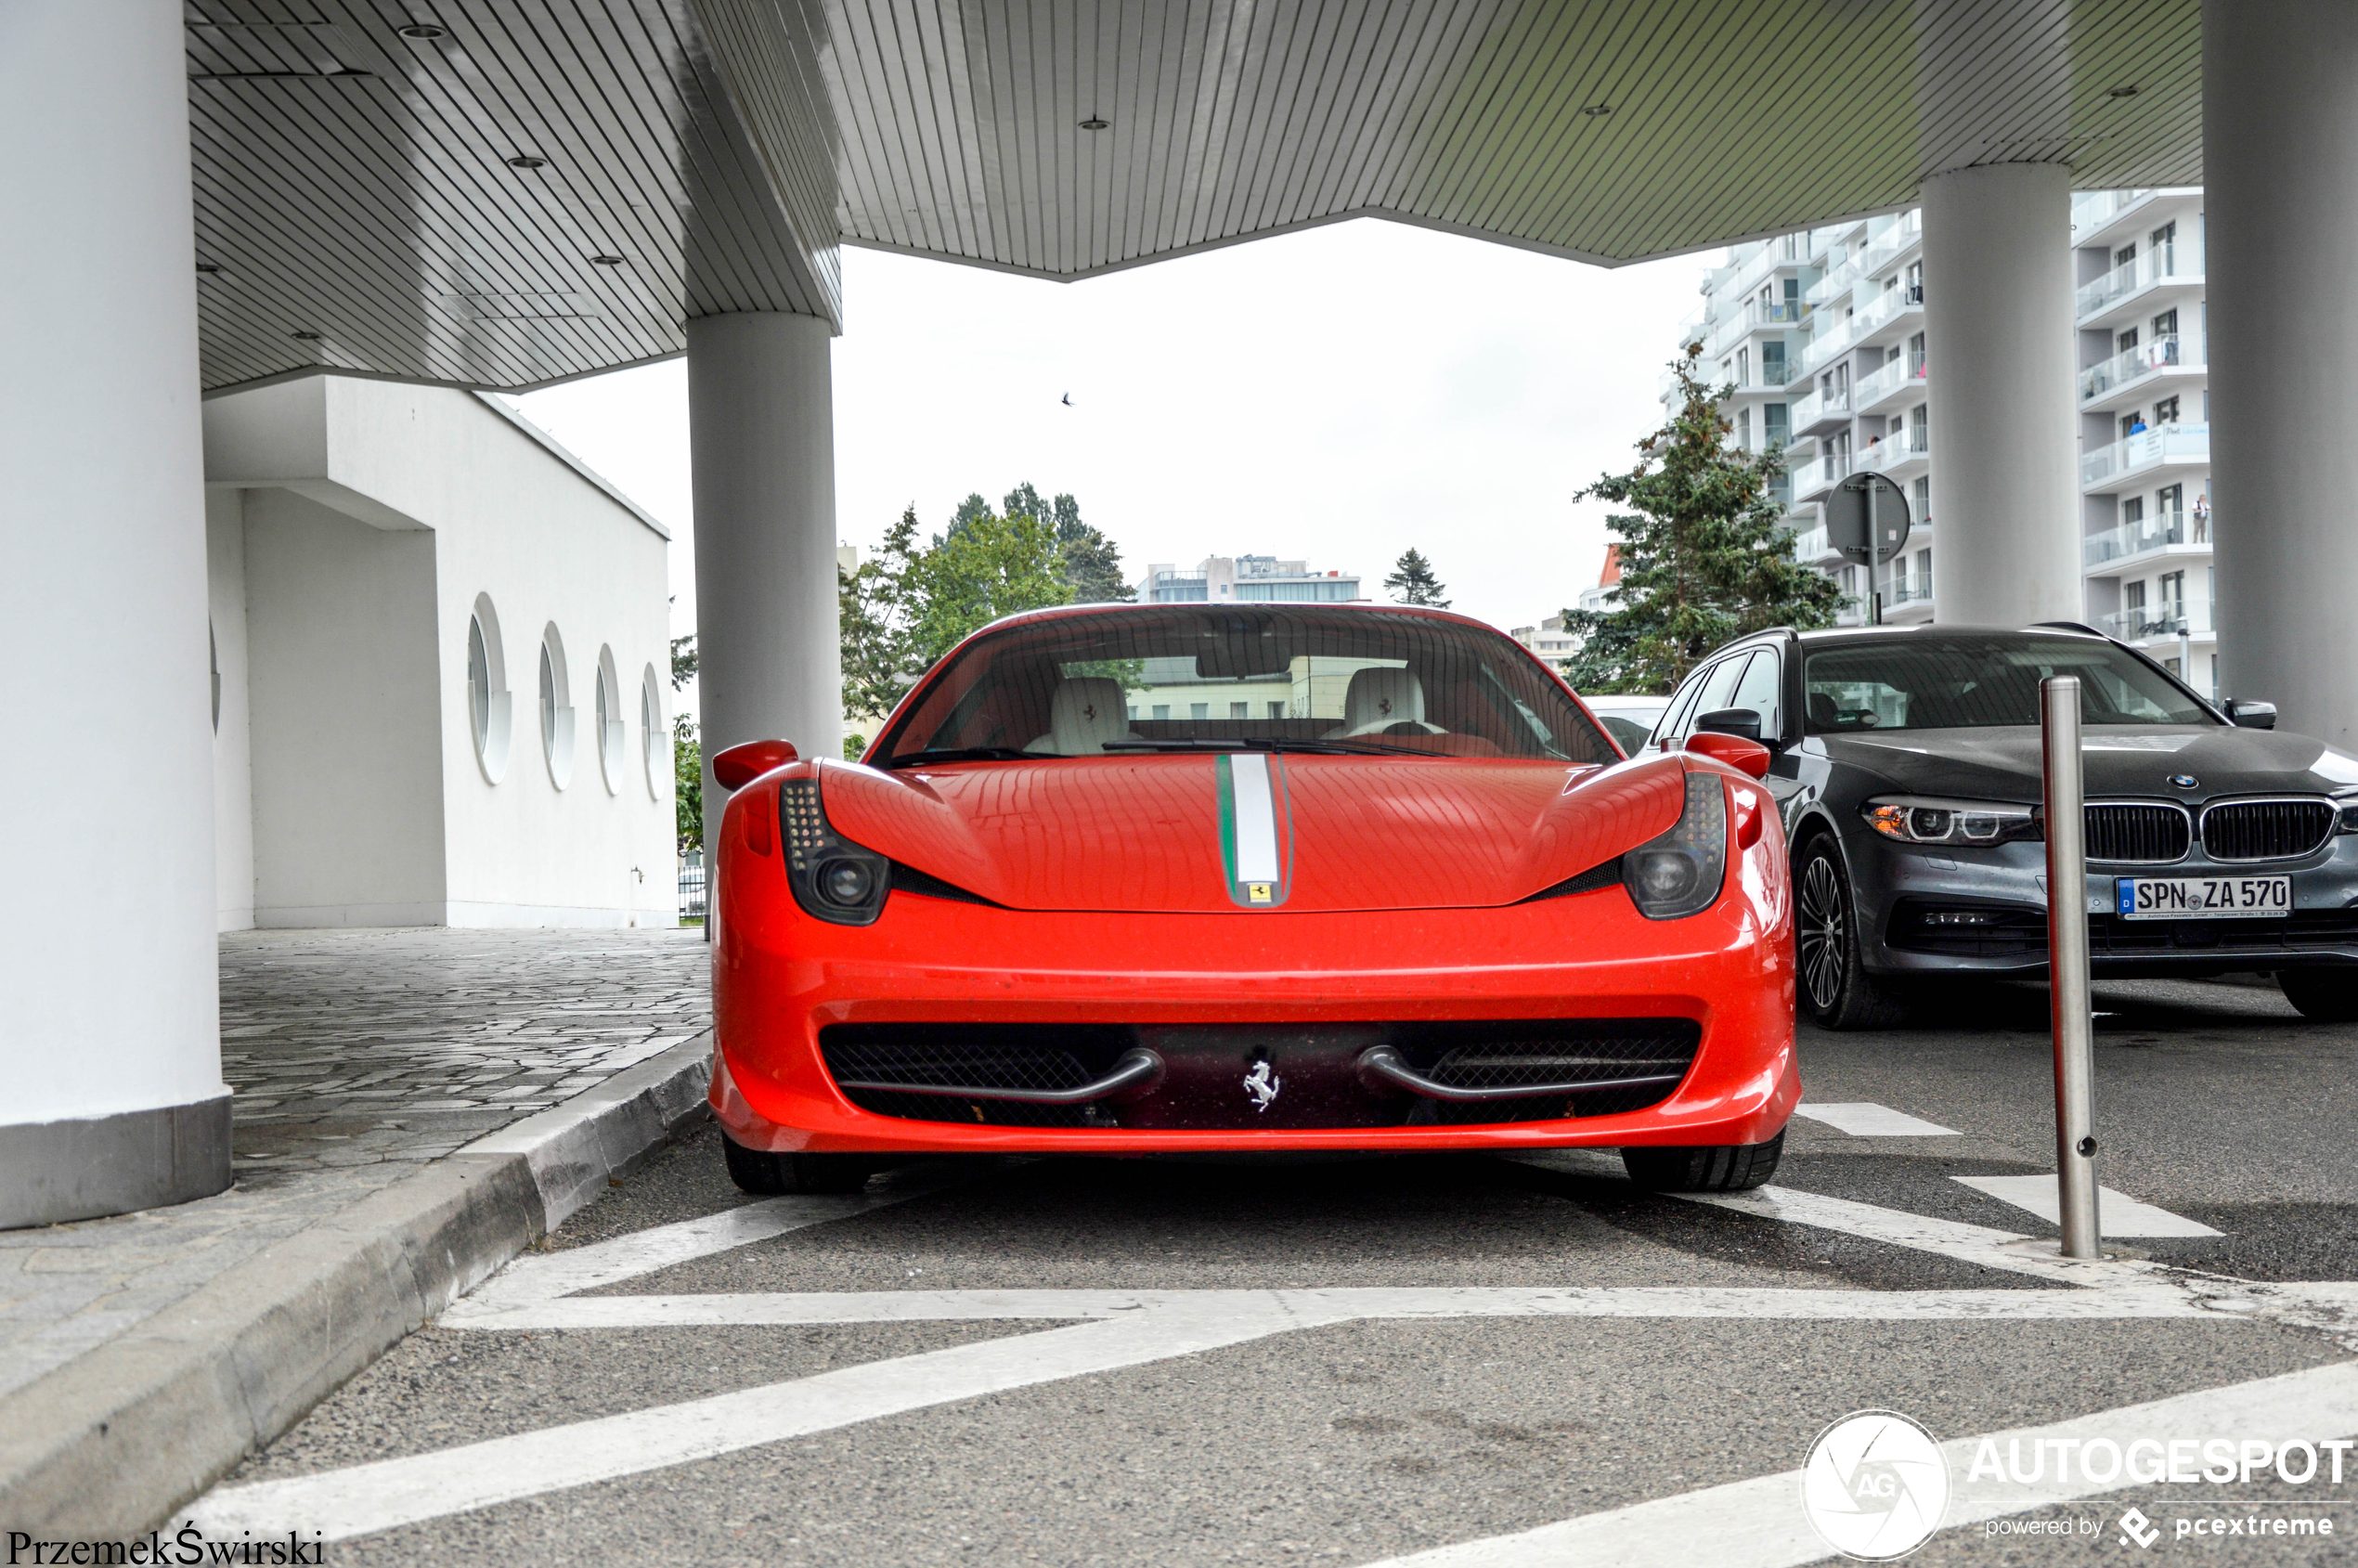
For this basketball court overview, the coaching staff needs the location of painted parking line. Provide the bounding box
[1361,1359,2358,1568]
[1681,1185,2161,1286]
[1953,1174,2224,1238]
[1794,1102,1960,1137]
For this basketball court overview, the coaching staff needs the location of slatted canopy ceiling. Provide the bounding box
[183,0,2200,394]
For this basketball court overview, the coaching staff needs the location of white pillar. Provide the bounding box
[685,314,842,790]
[1922,162,2082,628]
[2205,0,2358,747]
[0,3,229,1225]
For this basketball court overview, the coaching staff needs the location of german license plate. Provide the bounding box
[2116,875,2292,919]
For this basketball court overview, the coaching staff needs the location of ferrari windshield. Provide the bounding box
[1803,634,2214,732]
[872,607,1617,766]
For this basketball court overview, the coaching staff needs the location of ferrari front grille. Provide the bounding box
[2083,803,2190,863]
[817,1019,1701,1131]
[2200,798,2336,862]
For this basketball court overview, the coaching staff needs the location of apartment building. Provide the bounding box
[1667,188,2215,693]
[1134,553,1363,604]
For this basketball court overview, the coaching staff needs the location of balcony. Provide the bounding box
[1704,295,1811,359]
[1806,258,1862,308]
[1858,431,1930,476]
[1791,384,1850,431]
[2070,188,2164,243]
[1856,211,1923,279]
[1791,524,1834,563]
[2082,510,2204,571]
[2079,421,2209,489]
[1802,314,1858,374]
[2075,240,2205,325]
[2079,334,2203,406]
[1792,453,1851,502]
[1849,280,1925,345]
[1852,354,1929,414]
[2102,596,2214,643]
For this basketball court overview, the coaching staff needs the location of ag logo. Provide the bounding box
[2118,1507,2160,1549]
[1799,1410,1949,1561]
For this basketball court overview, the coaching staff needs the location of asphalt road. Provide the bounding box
[191,978,2358,1566]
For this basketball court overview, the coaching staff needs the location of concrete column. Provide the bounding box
[686,314,842,793]
[0,3,230,1224]
[1922,162,2082,628]
[2206,0,2358,746]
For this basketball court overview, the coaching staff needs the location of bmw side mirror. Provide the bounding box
[711,737,799,788]
[2224,698,2277,730]
[1695,707,1763,742]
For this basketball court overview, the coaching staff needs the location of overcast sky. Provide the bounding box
[512,218,1712,713]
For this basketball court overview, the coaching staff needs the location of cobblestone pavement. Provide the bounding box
[0,927,710,1402]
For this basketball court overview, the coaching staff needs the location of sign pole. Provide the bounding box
[2041,674,2101,1259]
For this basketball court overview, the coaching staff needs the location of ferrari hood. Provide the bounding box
[815,754,1691,914]
[1819,724,2358,802]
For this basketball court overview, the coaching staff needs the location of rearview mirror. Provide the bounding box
[711,737,799,788]
[1694,707,1763,742]
[2224,698,2277,730]
[1686,731,1772,780]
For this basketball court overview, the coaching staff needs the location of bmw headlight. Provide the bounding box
[1622,772,1728,920]
[778,774,891,926]
[1861,796,2041,847]
[2334,785,2358,835]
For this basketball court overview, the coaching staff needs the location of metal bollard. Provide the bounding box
[2041,675,2102,1259]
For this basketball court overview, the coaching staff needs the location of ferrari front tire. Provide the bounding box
[1621,1131,1784,1193]
[722,1135,875,1195]
[1794,837,1910,1030]
[2278,967,2358,1022]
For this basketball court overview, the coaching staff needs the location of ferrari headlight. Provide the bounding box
[1862,796,2041,847]
[778,774,891,926]
[1622,772,1728,920]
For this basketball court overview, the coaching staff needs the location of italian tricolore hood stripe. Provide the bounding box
[1214,753,1292,907]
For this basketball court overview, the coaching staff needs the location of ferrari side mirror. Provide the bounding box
[1686,730,1772,780]
[2224,698,2277,730]
[712,737,799,789]
[1694,707,1763,742]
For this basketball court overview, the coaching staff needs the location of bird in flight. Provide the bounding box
[1060,392,1073,407]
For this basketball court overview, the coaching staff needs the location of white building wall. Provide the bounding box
[202,373,675,929]
[205,489,254,931]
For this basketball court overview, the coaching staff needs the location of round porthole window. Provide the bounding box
[595,645,625,795]
[538,623,574,790]
[640,663,665,800]
[467,594,512,784]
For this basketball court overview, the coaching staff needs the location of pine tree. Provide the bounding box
[1384,548,1451,607]
[1562,347,1842,694]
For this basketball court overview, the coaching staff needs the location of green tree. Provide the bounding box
[909,506,1070,663]
[1383,548,1451,607]
[668,632,696,690]
[1561,347,1842,694]
[1002,481,1130,602]
[841,505,925,722]
[941,491,994,544]
[672,713,702,852]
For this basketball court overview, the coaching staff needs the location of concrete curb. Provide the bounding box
[0,1031,715,1538]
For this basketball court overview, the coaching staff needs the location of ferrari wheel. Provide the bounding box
[1794,838,1909,1030]
[1621,1131,1784,1192]
[722,1135,875,1195]
[2278,968,2358,1022]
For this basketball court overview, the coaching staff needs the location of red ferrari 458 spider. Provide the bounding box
[706,603,1796,1195]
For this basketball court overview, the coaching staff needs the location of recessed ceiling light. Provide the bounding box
[590,254,626,266]
[1582,103,1613,117]
[1079,116,1108,131]
[196,263,222,275]
[2107,84,2140,98]
[292,330,323,341]
[397,23,446,40]
[507,154,547,169]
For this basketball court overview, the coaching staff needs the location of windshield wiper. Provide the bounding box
[882,746,1035,769]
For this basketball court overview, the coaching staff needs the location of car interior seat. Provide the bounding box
[1807,692,1840,731]
[1325,667,1446,738]
[1025,677,1139,755]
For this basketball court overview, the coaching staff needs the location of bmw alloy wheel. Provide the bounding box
[1797,851,1846,1015]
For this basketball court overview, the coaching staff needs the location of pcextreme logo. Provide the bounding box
[1799,1409,1951,1561]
